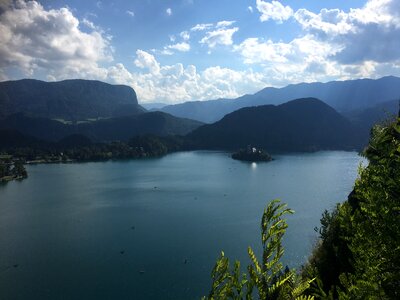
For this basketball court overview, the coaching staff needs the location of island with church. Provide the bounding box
[231,145,273,162]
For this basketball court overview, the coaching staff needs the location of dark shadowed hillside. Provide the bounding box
[0,112,202,142]
[0,79,145,120]
[77,111,203,141]
[0,129,45,148]
[160,76,400,123]
[186,98,364,152]
[343,99,399,135]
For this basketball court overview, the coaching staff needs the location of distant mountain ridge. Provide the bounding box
[160,76,400,123]
[0,79,145,121]
[186,98,364,152]
[140,102,168,110]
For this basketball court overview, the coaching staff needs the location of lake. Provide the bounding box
[0,151,364,299]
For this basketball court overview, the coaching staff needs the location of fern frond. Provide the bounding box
[295,295,315,300]
[248,246,261,274]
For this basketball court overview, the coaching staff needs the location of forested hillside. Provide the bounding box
[186,98,364,152]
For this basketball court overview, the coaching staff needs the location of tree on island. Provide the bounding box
[232,146,273,162]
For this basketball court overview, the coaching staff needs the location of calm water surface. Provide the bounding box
[0,151,365,299]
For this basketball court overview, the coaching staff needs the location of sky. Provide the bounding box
[0,0,399,104]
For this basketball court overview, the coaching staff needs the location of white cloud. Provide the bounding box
[160,49,174,56]
[0,70,8,81]
[190,23,213,31]
[234,34,350,85]
[200,27,238,48]
[166,8,172,16]
[293,0,400,64]
[248,6,253,13]
[160,20,238,54]
[104,50,268,103]
[134,50,160,74]
[232,0,400,84]
[178,20,239,50]
[126,10,134,17]
[294,9,354,36]
[235,38,293,64]
[107,63,134,85]
[82,17,104,32]
[350,0,400,27]
[169,35,176,42]
[0,0,112,79]
[167,42,190,52]
[256,0,293,23]
[216,20,236,28]
[200,66,266,98]
[180,31,190,40]
[199,21,239,48]
[82,18,97,30]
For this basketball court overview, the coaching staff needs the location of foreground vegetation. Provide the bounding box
[205,116,400,299]
[204,199,314,300]
[304,116,400,299]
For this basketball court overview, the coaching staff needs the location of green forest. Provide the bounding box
[0,134,184,182]
[204,116,400,299]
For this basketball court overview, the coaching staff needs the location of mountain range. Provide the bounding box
[1,77,397,152]
[0,79,203,142]
[160,76,400,123]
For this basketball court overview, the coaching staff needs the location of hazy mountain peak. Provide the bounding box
[160,76,400,123]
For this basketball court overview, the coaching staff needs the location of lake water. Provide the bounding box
[0,151,364,300]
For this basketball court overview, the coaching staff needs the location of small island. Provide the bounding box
[231,145,273,162]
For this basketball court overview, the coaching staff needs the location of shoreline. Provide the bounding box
[0,174,27,183]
